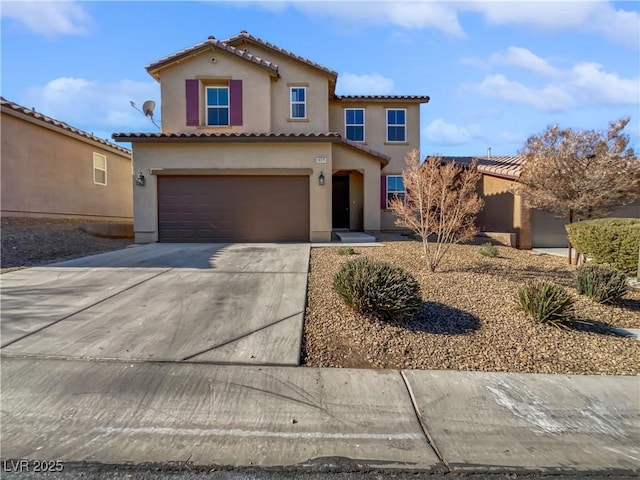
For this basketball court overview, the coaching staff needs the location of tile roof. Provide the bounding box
[112,131,341,142]
[112,131,389,165]
[223,31,338,79]
[334,95,430,103]
[145,37,279,80]
[1,97,131,156]
[438,155,525,181]
[340,138,390,165]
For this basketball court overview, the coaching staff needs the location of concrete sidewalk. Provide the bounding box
[1,357,638,475]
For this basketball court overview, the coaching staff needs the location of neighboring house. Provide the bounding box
[1,98,133,221]
[440,155,639,249]
[113,32,428,243]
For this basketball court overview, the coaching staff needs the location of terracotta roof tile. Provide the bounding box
[223,31,337,79]
[438,155,524,181]
[340,138,390,165]
[112,131,341,142]
[334,95,430,103]
[145,37,279,80]
[1,97,131,156]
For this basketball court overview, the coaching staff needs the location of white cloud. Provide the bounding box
[423,118,481,146]
[489,47,560,77]
[25,77,160,131]
[239,1,638,48]
[336,73,395,95]
[1,1,91,37]
[471,47,639,111]
[569,62,640,106]
[467,1,639,49]
[474,74,576,112]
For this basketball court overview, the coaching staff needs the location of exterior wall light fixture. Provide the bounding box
[135,171,146,186]
[318,171,325,186]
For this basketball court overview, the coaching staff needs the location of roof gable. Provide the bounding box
[223,31,337,80]
[146,36,279,81]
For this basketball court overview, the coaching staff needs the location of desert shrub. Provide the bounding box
[333,256,422,323]
[479,242,499,257]
[575,264,628,303]
[337,247,355,256]
[518,280,573,326]
[566,218,640,275]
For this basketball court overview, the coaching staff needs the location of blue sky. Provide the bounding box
[2,0,639,156]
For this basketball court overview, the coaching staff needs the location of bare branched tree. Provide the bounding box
[516,117,640,263]
[390,150,483,272]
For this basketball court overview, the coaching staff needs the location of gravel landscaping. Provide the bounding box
[1,217,132,273]
[303,239,640,375]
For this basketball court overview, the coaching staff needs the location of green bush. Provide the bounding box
[333,257,422,323]
[566,218,640,275]
[479,242,499,257]
[518,280,574,326]
[575,264,628,304]
[337,247,356,256]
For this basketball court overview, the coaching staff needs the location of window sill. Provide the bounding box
[384,141,409,145]
[287,118,309,123]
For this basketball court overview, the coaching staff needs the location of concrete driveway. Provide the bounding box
[0,243,310,365]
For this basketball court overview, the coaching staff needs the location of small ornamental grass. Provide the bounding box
[333,256,422,323]
[479,242,499,257]
[517,280,574,327]
[575,263,628,304]
[337,247,356,256]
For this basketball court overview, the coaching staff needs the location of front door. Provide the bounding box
[332,175,350,229]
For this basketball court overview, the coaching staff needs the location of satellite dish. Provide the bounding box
[142,100,156,117]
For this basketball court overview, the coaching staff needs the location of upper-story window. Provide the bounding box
[386,109,406,142]
[290,87,306,119]
[345,108,365,142]
[206,86,230,126]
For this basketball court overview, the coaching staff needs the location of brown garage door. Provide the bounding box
[157,175,309,242]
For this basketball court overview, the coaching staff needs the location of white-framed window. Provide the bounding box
[345,108,365,142]
[386,175,405,208]
[206,86,229,126]
[386,108,406,142]
[93,153,107,185]
[290,86,306,119]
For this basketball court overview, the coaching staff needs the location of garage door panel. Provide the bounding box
[158,176,309,242]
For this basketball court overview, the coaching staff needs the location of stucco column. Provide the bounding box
[363,166,381,231]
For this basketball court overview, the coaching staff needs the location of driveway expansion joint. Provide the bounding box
[399,370,450,474]
[0,267,174,349]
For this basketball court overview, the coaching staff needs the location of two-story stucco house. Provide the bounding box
[114,32,429,243]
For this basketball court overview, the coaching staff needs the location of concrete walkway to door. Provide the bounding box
[0,243,309,365]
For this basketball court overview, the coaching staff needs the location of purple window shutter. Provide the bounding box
[380,175,387,209]
[229,79,243,126]
[185,79,199,126]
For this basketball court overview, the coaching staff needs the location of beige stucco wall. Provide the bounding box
[1,112,132,220]
[156,48,272,133]
[155,44,330,134]
[329,102,421,172]
[131,141,333,242]
[236,44,330,133]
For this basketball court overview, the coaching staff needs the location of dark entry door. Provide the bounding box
[332,175,350,229]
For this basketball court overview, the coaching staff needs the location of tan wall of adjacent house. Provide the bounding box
[1,112,132,220]
[157,48,272,133]
[476,174,531,248]
[131,141,333,242]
